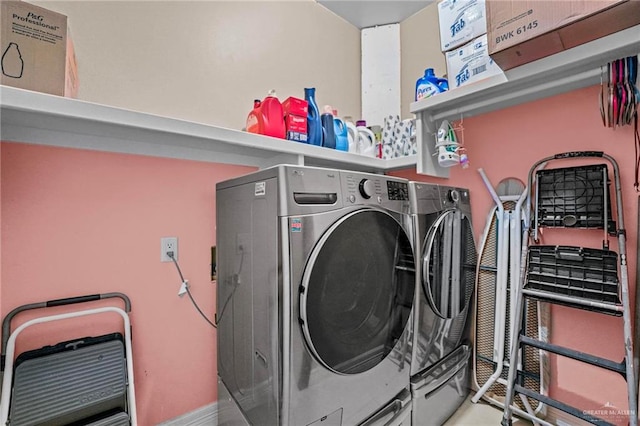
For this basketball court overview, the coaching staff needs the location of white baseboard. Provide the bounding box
[158,402,218,426]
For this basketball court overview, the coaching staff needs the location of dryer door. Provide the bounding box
[422,209,477,319]
[299,209,415,375]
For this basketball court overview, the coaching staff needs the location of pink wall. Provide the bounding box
[1,83,637,423]
[0,142,255,424]
[392,84,639,416]
[0,141,2,314]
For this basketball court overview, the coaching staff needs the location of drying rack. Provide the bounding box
[501,151,637,426]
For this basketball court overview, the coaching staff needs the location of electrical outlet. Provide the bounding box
[161,237,178,262]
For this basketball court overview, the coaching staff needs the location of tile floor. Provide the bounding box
[444,397,532,425]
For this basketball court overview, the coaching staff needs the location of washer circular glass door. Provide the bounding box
[299,209,415,375]
[422,209,477,319]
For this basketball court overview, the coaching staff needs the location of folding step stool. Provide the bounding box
[0,293,138,425]
[501,151,638,426]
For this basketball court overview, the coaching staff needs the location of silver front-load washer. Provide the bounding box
[216,165,415,426]
[408,182,477,425]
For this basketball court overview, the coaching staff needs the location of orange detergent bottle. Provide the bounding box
[246,90,286,139]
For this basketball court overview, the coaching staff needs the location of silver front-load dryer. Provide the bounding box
[216,165,415,426]
[408,182,477,426]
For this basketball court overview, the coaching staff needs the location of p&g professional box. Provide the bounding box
[446,34,503,89]
[438,0,487,52]
[65,27,78,98]
[1,1,70,96]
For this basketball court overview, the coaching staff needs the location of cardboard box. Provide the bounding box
[438,0,487,52]
[446,34,503,89]
[283,97,308,142]
[285,114,307,143]
[283,96,308,117]
[1,0,69,96]
[65,27,78,98]
[487,0,640,70]
[285,113,306,133]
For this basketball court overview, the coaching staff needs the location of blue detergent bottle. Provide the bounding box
[328,108,348,152]
[415,68,448,101]
[320,106,336,149]
[333,117,349,152]
[305,88,322,146]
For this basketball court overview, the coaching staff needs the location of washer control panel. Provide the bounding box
[358,179,376,199]
[345,175,381,203]
[343,173,408,205]
[387,180,409,201]
[441,186,470,210]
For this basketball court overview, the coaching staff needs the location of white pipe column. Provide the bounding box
[361,24,401,126]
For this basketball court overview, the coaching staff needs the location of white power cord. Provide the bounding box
[167,252,216,329]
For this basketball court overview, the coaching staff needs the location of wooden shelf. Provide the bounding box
[410,25,640,178]
[0,86,416,174]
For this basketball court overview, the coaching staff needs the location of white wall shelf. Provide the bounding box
[3,26,637,178]
[410,25,640,178]
[0,85,416,174]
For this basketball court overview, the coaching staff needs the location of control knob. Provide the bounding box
[448,189,460,203]
[359,179,375,199]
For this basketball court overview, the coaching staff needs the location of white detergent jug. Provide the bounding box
[356,126,376,157]
[346,121,359,153]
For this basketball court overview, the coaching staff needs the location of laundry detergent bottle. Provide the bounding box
[332,110,349,152]
[304,87,322,146]
[415,68,448,101]
[246,89,286,139]
[321,105,336,149]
